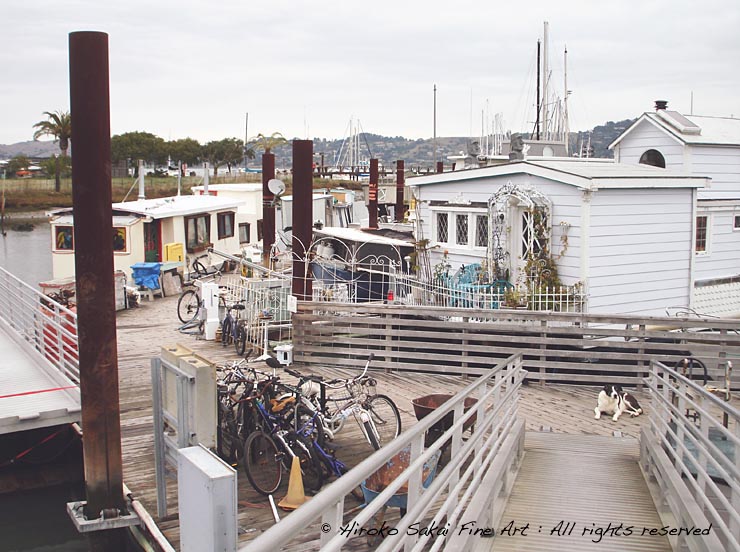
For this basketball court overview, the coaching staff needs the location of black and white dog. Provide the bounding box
[594,384,643,421]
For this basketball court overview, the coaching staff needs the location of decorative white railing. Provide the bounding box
[220,277,293,356]
[642,360,739,552]
[0,266,79,384]
[240,353,526,552]
[389,272,585,313]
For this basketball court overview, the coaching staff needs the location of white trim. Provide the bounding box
[695,213,711,256]
[609,113,687,150]
[430,207,488,251]
[689,187,697,308]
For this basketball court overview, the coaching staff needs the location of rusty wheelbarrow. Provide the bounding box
[412,394,478,447]
[360,446,440,545]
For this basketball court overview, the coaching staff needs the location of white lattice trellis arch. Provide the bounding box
[487,181,553,281]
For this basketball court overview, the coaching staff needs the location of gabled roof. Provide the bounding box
[610,111,740,149]
[408,159,707,191]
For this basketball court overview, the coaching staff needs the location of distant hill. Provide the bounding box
[0,140,59,160]
[1,120,633,167]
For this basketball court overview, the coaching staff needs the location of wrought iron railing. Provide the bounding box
[0,266,80,384]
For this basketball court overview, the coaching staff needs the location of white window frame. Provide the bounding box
[695,214,711,256]
[733,213,740,231]
[430,207,488,251]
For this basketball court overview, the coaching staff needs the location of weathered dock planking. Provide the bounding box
[114,291,702,550]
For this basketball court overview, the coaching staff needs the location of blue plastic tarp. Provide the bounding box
[130,262,162,289]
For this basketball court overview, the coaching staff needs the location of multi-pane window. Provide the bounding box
[185,214,210,252]
[695,215,708,253]
[475,215,488,247]
[239,222,251,244]
[217,212,235,239]
[734,214,740,230]
[433,211,487,248]
[456,214,468,245]
[436,213,448,243]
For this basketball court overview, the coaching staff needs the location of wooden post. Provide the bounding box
[69,30,126,551]
[368,158,378,228]
[395,160,405,222]
[292,140,313,301]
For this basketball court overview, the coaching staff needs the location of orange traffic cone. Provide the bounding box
[278,456,310,510]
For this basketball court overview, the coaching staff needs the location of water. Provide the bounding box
[0,218,53,285]
[0,484,88,551]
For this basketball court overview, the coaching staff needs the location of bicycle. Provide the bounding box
[220,300,249,355]
[241,377,324,495]
[269,353,402,450]
[176,253,224,324]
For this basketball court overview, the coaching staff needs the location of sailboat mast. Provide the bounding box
[535,40,541,140]
[564,46,569,154]
[543,21,549,141]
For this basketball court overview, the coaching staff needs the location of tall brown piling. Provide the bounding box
[368,158,379,229]
[262,152,276,266]
[395,160,405,222]
[436,161,444,173]
[69,31,126,550]
[292,140,313,301]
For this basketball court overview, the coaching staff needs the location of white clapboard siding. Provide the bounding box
[615,120,685,169]
[586,188,692,315]
[694,210,740,281]
[691,146,740,200]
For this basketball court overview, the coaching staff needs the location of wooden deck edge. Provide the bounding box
[639,427,724,552]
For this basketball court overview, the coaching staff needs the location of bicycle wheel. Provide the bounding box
[177,289,200,323]
[288,404,326,449]
[217,401,240,466]
[221,316,233,346]
[234,323,247,356]
[243,431,282,495]
[366,395,402,446]
[284,432,324,493]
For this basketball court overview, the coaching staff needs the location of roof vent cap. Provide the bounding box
[655,100,668,111]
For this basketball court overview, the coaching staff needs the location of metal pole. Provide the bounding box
[433,84,437,168]
[69,30,126,550]
[203,162,209,195]
[292,140,313,301]
[244,112,249,172]
[395,160,405,223]
[262,152,276,267]
[368,158,378,229]
[138,159,145,199]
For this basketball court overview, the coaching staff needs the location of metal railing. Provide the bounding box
[0,266,79,384]
[642,360,739,552]
[240,353,526,552]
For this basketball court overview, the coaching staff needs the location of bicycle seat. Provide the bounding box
[231,304,246,311]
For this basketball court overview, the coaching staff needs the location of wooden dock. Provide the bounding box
[115,292,661,550]
[493,433,671,551]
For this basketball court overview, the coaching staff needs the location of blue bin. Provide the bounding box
[130,262,162,290]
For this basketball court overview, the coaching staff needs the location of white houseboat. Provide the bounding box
[610,101,740,316]
[48,194,247,281]
[408,158,708,316]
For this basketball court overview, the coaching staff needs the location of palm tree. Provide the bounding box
[33,110,72,192]
[250,132,288,154]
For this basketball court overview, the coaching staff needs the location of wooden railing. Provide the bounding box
[293,302,740,387]
[641,361,739,552]
[240,354,526,552]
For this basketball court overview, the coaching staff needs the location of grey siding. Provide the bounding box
[691,145,740,200]
[616,121,685,170]
[587,188,693,315]
[693,207,740,281]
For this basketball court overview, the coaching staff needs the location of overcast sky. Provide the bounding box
[2,0,739,145]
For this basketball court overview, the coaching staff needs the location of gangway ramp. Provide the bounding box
[0,324,80,434]
[492,432,671,551]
